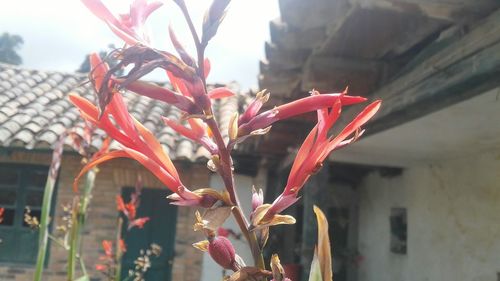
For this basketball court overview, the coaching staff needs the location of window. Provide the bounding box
[0,164,55,264]
[390,207,407,254]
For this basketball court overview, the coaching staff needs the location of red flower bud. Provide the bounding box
[208,236,238,271]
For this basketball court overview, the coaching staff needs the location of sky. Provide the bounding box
[0,0,280,89]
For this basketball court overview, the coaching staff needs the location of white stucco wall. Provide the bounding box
[200,172,266,281]
[357,150,500,281]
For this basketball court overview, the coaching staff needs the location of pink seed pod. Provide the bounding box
[208,236,237,271]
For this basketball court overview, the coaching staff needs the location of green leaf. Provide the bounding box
[74,275,90,281]
[308,250,323,281]
[34,134,66,281]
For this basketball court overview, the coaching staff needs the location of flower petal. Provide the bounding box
[123,79,193,111]
[73,150,130,192]
[204,58,211,79]
[325,100,381,158]
[208,87,235,99]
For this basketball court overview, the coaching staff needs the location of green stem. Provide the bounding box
[115,217,124,281]
[206,115,264,269]
[176,3,263,268]
[79,254,88,277]
[68,197,79,280]
[68,170,96,281]
[48,234,67,249]
[232,207,265,269]
[34,176,57,281]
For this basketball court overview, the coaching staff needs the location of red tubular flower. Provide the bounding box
[238,93,367,137]
[81,0,162,45]
[116,193,151,230]
[102,240,113,258]
[162,117,218,154]
[239,90,269,125]
[119,239,127,253]
[0,207,4,224]
[267,94,382,217]
[70,54,202,206]
[95,264,107,272]
[207,87,236,99]
[129,217,150,229]
[121,80,199,115]
[251,92,381,228]
[116,195,126,213]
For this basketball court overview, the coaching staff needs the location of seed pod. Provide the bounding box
[208,236,238,271]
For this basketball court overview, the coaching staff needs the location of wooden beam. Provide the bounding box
[343,8,500,136]
[317,6,449,59]
[259,66,302,98]
[279,0,350,30]
[301,55,387,96]
[269,19,326,50]
[265,42,311,71]
[350,0,500,23]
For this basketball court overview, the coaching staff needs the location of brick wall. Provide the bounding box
[0,150,209,281]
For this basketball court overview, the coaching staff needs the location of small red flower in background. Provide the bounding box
[217,227,230,238]
[96,239,127,274]
[102,240,113,258]
[96,240,114,272]
[217,227,241,240]
[119,239,127,253]
[116,176,150,230]
[95,264,107,272]
[0,207,4,224]
[116,195,150,230]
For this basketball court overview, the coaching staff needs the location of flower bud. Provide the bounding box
[208,236,238,271]
[251,186,264,211]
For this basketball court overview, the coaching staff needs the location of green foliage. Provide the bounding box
[34,135,65,281]
[0,32,24,65]
[308,252,324,281]
[33,175,57,281]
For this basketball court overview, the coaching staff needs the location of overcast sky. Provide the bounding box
[0,0,279,89]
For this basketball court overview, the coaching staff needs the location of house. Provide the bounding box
[256,0,500,280]
[2,1,500,280]
[0,63,265,281]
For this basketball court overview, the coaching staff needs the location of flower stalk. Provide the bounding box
[73,1,382,280]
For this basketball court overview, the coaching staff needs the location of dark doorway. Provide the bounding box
[120,187,177,281]
[328,207,350,281]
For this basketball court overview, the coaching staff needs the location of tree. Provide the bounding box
[77,44,122,75]
[0,32,24,65]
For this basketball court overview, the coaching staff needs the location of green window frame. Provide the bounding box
[0,163,57,265]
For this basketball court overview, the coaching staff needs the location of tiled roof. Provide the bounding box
[0,63,244,162]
